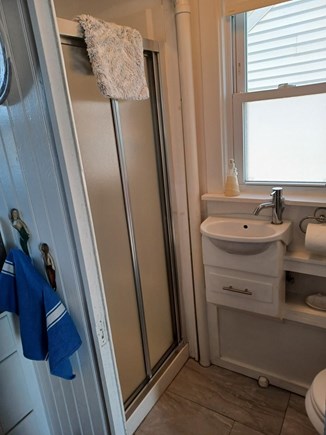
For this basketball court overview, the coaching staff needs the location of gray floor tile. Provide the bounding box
[280,394,319,435]
[168,359,290,435]
[135,390,233,435]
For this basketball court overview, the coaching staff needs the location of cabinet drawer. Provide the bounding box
[205,266,280,316]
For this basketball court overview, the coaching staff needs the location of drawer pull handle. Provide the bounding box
[222,285,253,295]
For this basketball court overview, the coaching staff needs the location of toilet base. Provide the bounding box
[305,388,324,435]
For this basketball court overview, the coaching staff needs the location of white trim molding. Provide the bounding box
[223,0,289,16]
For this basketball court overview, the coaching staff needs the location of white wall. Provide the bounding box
[189,0,226,194]
[54,0,165,40]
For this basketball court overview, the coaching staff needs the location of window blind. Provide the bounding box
[223,0,289,16]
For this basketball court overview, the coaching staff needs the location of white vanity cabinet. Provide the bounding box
[202,235,286,317]
[203,240,326,395]
[201,199,326,395]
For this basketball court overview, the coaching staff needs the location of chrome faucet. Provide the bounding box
[253,187,285,224]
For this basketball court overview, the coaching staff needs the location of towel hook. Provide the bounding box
[40,243,57,290]
[299,207,326,233]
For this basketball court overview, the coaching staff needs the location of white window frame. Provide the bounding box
[231,11,326,188]
[233,83,326,187]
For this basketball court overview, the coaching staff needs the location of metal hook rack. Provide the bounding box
[299,207,326,233]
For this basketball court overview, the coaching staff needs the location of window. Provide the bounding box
[232,0,326,186]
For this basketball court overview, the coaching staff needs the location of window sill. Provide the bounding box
[202,191,326,207]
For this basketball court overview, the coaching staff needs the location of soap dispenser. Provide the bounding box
[224,158,240,197]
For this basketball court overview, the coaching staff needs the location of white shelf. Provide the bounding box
[202,192,326,207]
[284,251,326,328]
[284,291,326,329]
[284,251,326,277]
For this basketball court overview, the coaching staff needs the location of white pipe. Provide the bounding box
[175,0,210,366]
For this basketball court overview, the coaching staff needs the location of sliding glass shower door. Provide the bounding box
[62,38,181,407]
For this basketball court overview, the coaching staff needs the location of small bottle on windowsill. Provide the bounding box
[224,159,240,197]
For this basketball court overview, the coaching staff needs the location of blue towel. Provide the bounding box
[0,249,82,380]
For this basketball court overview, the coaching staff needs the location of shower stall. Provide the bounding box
[59,22,183,413]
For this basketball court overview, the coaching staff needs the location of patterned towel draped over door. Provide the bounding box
[75,14,149,101]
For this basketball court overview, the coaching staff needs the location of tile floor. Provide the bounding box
[135,359,318,435]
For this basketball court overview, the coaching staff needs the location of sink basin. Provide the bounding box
[200,216,292,254]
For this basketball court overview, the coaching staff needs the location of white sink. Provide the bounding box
[200,216,292,255]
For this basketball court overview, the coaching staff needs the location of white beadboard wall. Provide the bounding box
[0,1,111,434]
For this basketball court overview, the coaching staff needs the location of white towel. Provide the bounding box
[75,15,149,101]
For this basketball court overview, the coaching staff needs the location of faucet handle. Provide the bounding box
[271,186,283,197]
